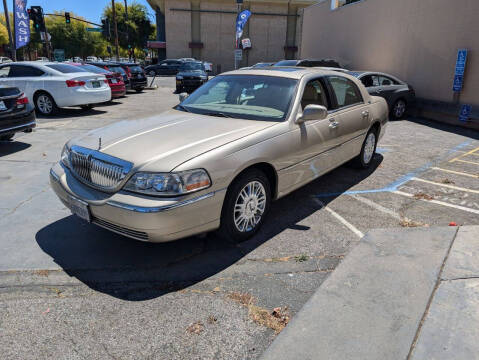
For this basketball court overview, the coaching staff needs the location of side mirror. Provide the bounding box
[297,104,328,123]
[179,92,189,102]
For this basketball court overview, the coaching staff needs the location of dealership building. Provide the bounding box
[146,0,316,72]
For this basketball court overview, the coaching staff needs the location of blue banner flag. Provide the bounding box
[15,0,30,49]
[235,10,251,41]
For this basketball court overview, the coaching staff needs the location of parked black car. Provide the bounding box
[145,59,184,76]
[176,61,208,93]
[273,59,341,68]
[348,71,415,119]
[87,61,131,90]
[114,62,147,92]
[0,85,35,141]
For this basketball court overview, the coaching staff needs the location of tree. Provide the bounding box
[103,2,154,55]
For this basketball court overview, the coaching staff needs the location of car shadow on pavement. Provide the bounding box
[409,117,479,140]
[0,141,31,156]
[36,154,383,301]
[36,108,108,119]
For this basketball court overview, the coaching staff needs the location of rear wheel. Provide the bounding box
[218,169,271,243]
[135,88,143,93]
[391,99,407,119]
[34,92,57,116]
[353,129,377,168]
[80,104,94,111]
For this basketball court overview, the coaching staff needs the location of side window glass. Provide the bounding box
[301,79,330,110]
[360,75,380,87]
[0,66,10,78]
[9,65,44,77]
[328,76,363,108]
[378,76,396,86]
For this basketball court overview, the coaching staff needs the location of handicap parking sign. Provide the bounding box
[459,104,472,122]
[453,49,467,92]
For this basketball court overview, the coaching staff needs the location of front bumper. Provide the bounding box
[49,163,225,242]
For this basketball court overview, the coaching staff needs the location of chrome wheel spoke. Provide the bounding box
[233,180,267,233]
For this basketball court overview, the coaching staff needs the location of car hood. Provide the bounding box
[70,109,277,172]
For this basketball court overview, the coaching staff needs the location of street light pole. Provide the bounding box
[111,0,120,61]
[2,0,15,61]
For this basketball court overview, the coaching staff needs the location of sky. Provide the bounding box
[12,0,155,24]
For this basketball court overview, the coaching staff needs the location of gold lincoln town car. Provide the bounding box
[50,67,388,243]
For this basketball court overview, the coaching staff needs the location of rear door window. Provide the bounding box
[0,66,11,78]
[327,76,363,108]
[9,65,44,77]
[378,75,399,86]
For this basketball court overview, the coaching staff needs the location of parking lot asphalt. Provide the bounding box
[1,77,479,359]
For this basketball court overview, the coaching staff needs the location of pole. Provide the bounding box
[234,3,241,70]
[124,0,130,60]
[112,0,120,61]
[3,0,15,61]
[42,11,52,60]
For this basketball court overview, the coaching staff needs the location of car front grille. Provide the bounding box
[69,146,133,192]
[92,217,149,241]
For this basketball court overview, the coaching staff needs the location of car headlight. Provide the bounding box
[124,169,211,196]
[176,76,183,80]
[200,75,207,80]
[61,145,70,168]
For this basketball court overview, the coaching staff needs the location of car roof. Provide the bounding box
[223,67,351,79]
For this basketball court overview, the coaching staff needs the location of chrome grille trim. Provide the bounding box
[69,145,133,192]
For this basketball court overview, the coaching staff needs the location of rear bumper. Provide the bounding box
[56,87,112,107]
[130,79,147,89]
[0,108,36,135]
[110,85,126,98]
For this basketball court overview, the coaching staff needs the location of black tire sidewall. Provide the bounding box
[219,169,271,243]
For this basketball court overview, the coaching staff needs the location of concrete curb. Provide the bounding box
[260,226,465,360]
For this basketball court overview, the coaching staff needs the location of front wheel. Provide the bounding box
[218,169,271,243]
[353,130,377,168]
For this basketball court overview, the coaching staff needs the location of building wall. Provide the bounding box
[149,0,316,72]
[300,0,479,108]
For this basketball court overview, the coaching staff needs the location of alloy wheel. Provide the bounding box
[394,100,406,118]
[37,94,53,114]
[363,132,376,164]
[233,180,267,233]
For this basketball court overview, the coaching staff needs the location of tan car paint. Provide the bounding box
[51,68,388,242]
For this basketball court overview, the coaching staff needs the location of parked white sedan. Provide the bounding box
[0,62,111,116]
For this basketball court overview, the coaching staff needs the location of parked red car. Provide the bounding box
[67,62,126,98]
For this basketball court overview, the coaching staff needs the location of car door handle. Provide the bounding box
[375,89,382,93]
[361,110,370,118]
[329,118,339,129]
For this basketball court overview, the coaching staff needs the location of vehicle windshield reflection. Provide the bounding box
[179,75,297,121]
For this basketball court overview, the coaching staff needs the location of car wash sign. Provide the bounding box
[453,49,467,92]
[15,0,30,49]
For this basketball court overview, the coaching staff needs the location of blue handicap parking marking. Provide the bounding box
[459,104,472,122]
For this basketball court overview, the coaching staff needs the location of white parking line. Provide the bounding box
[430,167,479,178]
[349,194,402,220]
[410,177,479,194]
[313,198,364,238]
[393,190,479,215]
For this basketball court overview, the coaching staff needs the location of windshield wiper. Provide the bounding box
[176,104,191,113]
[202,112,234,118]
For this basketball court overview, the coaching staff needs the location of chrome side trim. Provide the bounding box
[0,121,36,134]
[106,189,224,213]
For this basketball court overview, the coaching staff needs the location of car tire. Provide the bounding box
[34,92,57,116]
[217,169,271,243]
[148,70,156,76]
[0,134,14,141]
[391,99,407,120]
[80,104,94,111]
[353,129,377,169]
[135,88,143,93]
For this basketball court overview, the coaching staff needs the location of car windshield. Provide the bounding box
[180,62,205,71]
[127,65,143,73]
[274,60,298,66]
[107,65,126,75]
[179,75,298,122]
[79,64,109,74]
[46,64,87,73]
